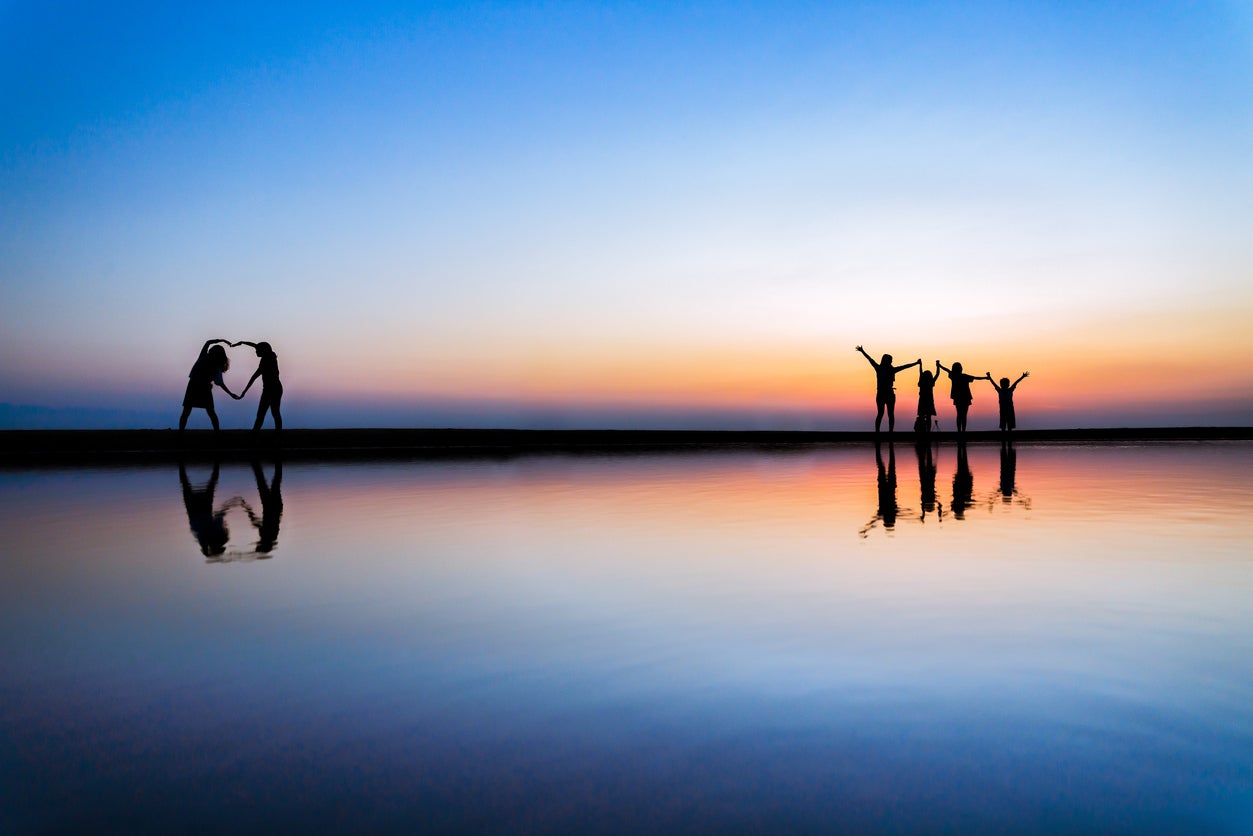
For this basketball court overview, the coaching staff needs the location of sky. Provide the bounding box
[2,0,1251,429]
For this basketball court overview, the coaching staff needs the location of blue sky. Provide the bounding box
[2,1,1251,428]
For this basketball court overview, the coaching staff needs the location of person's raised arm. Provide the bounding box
[895,358,921,372]
[936,360,952,375]
[201,338,230,354]
[232,341,257,349]
[855,345,877,368]
[1012,371,1029,389]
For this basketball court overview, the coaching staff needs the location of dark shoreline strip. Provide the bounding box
[2,427,1251,465]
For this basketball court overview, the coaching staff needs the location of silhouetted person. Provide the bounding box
[179,339,238,430]
[950,441,974,519]
[244,459,283,554]
[999,440,1017,502]
[233,341,283,432]
[855,346,921,433]
[936,360,980,434]
[915,367,938,433]
[916,438,940,522]
[984,371,1029,432]
[180,461,229,556]
[860,441,899,536]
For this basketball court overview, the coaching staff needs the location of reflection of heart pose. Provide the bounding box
[179,338,239,431]
[231,341,283,431]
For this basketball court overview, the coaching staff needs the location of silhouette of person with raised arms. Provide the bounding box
[179,461,230,557]
[243,459,283,554]
[936,360,980,434]
[179,339,238,431]
[984,371,1029,433]
[916,367,939,434]
[855,346,921,433]
[233,341,283,432]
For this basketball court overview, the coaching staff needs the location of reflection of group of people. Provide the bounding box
[179,339,283,432]
[179,460,283,559]
[856,346,1029,434]
[861,439,1025,537]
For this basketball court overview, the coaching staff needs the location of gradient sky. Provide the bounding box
[2,1,1251,429]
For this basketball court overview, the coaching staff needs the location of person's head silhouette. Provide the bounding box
[254,341,274,358]
[207,344,229,372]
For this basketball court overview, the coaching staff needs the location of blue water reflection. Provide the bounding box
[1,443,1251,833]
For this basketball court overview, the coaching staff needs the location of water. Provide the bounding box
[2,442,1251,833]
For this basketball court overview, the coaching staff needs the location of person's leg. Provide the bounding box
[270,394,282,431]
[206,406,220,431]
[875,397,885,433]
[253,395,268,431]
[886,393,896,432]
[179,406,192,430]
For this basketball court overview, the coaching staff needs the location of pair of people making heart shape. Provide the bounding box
[179,339,282,431]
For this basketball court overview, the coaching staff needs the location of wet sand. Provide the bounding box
[2,426,1250,464]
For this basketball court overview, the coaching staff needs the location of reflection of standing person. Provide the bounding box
[999,440,1017,502]
[245,459,284,554]
[860,442,899,537]
[951,442,974,519]
[916,439,939,521]
[179,339,238,430]
[936,360,980,434]
[855,346,921,433]
[179,462,229,556]
[984,371,1029,432]
[234,341,283,432]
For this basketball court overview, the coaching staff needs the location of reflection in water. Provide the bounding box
[860,442,900,537]
[859,440,1031,535]
[995,441,1030,509]
[179,461,229,557]
[245,460,283,554]
[3,444,1252,832]
[950,441,974,520]
[915,439,940,523]
[179,459,283,561]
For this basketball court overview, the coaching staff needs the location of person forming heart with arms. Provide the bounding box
[178,338,282,431]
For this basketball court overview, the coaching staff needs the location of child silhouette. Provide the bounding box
[984,371,1029,432]
[916,367,938,433]
[936,360,980,434]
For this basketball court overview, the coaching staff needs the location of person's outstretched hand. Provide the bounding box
[855,345,863,352]
[1023,371,1030,378]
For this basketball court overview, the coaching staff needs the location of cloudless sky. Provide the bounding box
[2,1,1251,429]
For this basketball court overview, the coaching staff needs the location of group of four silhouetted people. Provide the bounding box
[856,345,1028,435]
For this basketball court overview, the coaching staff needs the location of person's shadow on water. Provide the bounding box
[860,442,902,537]
[180,461,230,557]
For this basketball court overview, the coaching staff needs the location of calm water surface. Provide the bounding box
[2,442,1251,833]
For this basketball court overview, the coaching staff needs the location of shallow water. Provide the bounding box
[2,442,1251,833]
